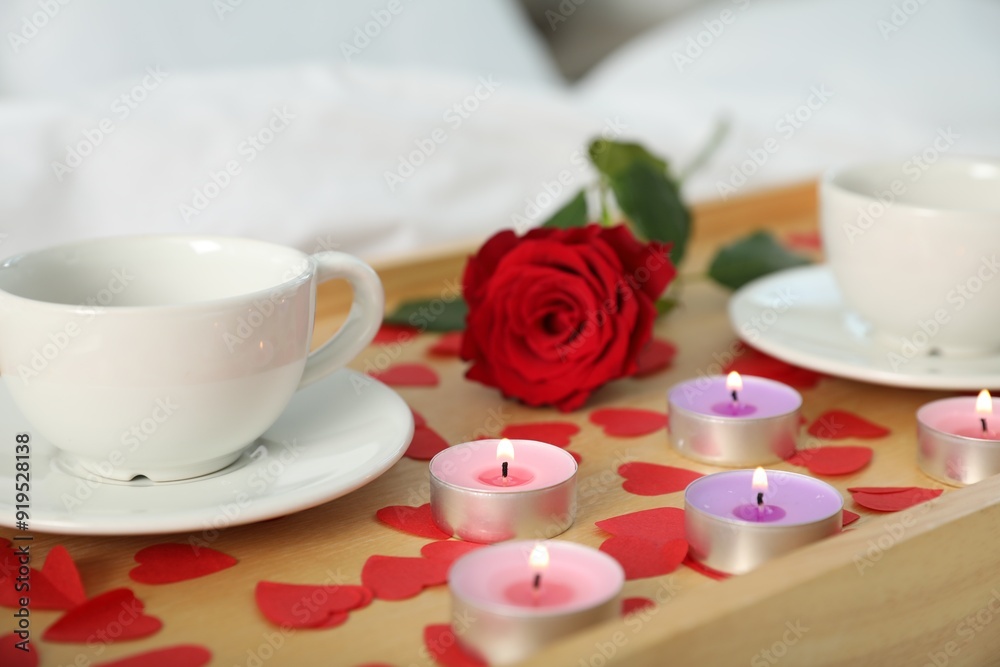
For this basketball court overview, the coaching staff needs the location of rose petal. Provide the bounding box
[369,363,440,387]
[595,507,686,542]
[618,462,703,496]
[376,504,450,540]
[45,589,162,643]
[428,332,464,357]
[361,557,451,601]
[784,230,822,251]
[255,582,372,628]
[850,488,943,512]
[500,422,580,447]
[405,426,450,461]
[600,536,687,580]
[93,646,212,667]
[590,408,668,437]
[129,544,237,585]
[787,446,873,476]
[807,411,891,440]
[423,624,487,667]
[633,339,677,378]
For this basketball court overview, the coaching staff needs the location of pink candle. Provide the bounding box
[918,391,1000,486]
[449,540,624,665]
[429,439,577,543]
[685,468,843,574]
[669,373,801,466]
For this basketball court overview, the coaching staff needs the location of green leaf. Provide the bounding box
[587,139,691,265]
[541,189,588,229]
[708,231,811,291]
[384,297,468,332]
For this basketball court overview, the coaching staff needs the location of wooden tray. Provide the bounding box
[3,182,1000,666]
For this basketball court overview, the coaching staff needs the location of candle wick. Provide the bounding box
[982,417,988,433]
[731,390,739,403]
[756,492,764,506]
[532,573,541,591]
[502,461,508,478]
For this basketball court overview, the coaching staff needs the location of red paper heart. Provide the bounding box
[622,597,655,616]
[362,556,451,601]
[0,631,38,667]
[423,624,487,667]
[850,487,943,512]
[724,345,823,389]
[596,507,686,542]
[500,422,580,447]
[807,410,891,440]
[600,536,687,580]
[405,426,450,461]
[682,555,730,581]
[618,462,703,496]
[846,486,917,494]
[129,543,237,585]
[93,645,212,667]
[373,323,418,345]
[784,230,822,250]
[376,504,450,540]
[634,339,677,378]
[420,541,484,565]
[428,332,463,357]
[842,510,860,526]
[411,409,427,428]
[569,450,583,465]
[44,588,162,643]
[590,408,668,437]
[787,446,873,475]
[0,544,85,611]
[369,363,440,387]
[255,581,373,629]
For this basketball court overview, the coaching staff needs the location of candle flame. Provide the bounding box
[529,543,549,571]
[977,390,993,415]
[751,467,769,493]
[726,371,743,393]
[496,438,515,461]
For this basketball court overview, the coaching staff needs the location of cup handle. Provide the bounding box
[298,251,384,390]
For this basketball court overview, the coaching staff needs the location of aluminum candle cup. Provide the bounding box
[917,393,1000,486]
[449,540,624,665]
[684,469,843,575]
[668,374,801,466]
[429,439,577,544]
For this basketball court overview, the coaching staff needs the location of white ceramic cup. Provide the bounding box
[820,156,1000,358]
[0,236,384,482]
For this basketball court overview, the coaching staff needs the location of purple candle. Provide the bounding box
[918,390,1000,486]
[668,373,802,466]
[685,468,843,575]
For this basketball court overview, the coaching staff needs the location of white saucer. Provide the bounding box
[729,265,1000,391]
[0,370,413,535]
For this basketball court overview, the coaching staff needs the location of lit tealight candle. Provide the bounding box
[449,540,624,665]
[668,373,802,466]
[685,468,843,575]
[430,439,578,543]
[917,390,1000,486]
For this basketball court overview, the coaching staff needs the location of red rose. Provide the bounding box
[460,225,676,411]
